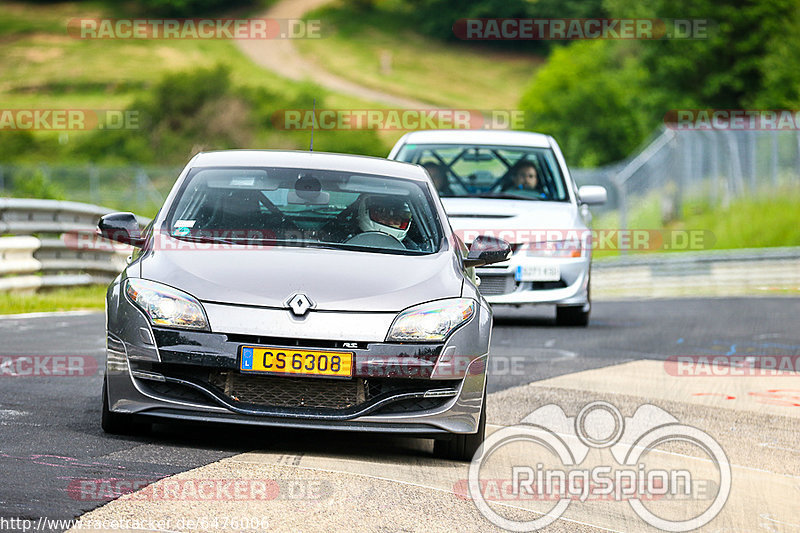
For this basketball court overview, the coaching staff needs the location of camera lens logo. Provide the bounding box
[467,401,731,532]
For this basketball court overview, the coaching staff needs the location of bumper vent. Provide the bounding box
[210,371,366,409]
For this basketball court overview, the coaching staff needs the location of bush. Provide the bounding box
[128,0,258,17]
[76,65,388,165]
[9,168,65,200]
[519,41,653,167]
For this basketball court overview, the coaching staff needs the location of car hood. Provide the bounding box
[136,241,462,312]
[441,198,582,242]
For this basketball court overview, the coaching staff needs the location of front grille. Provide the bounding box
[478,275,516,296]
[209,371,366,409]
[478,275,569,296]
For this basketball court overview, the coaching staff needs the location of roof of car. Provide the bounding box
[191,150,428,181]
[396,129,552,148]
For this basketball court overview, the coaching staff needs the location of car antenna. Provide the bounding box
[309,98,315,152]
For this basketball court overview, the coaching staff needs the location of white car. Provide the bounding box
[388,130,606,326]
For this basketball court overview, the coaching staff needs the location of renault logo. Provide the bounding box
[286,293,314,316]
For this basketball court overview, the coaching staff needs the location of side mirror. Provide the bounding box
[464,235,512,268]
[578,185,607,205]
[98,212,144,247]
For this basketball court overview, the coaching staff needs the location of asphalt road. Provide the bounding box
[1,298,798,531]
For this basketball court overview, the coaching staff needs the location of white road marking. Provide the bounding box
[0,310,99,320]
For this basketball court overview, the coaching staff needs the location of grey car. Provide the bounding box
[99,150,510,460]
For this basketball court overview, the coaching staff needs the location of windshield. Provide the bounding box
[394,144,570,201]
[164,167,443,255]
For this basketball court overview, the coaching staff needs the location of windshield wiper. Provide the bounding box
[169,234,241,245]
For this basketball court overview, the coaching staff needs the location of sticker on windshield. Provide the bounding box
[172,226,191,237]
[174,220,195,228]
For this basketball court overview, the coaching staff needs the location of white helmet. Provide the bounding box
[357,195,412,241]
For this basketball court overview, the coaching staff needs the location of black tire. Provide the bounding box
[556,305,590,327]
[101,375,142,435]
[433,394,487,462]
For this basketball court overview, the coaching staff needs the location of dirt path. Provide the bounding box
[235,0,436,109]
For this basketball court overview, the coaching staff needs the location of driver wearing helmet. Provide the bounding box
[356,194,412,242]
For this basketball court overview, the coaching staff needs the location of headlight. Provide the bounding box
[523,240,582,258]
[387,298,475,342]
[125,278,209,330]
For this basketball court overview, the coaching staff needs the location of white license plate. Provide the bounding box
[515,264,561,282]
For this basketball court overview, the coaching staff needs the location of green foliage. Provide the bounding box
[614,0,800,109]
[8,168,65,200]
[519,0,800,166]
[126,0,258,17]
[519,41,653,166]
[76,65,386,165]
[593,187,800,256]
[402,0,606,51]
[0,131,39,162]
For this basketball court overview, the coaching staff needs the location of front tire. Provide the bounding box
[433,393,487,462]
[101,375,142,435]
[556,305,590,327]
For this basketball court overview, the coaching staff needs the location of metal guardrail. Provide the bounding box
[0,199,147,291]
[593,247,800,298]
[2,197,797,296]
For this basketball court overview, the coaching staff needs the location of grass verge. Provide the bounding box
[295,3,541,110]
[0,284,107,315]
[592,188,800,257]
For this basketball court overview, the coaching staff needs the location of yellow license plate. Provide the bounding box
[239,346,353,378]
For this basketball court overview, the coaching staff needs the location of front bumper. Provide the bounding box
[476,255,591,306]
[105,287,490,435]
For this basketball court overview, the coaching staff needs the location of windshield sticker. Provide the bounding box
[174,220,196,228]
[172,226,191,237]
[230,177,255,187]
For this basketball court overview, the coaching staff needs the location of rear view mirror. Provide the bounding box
[98,212,144,247]
[578,185,607,205]
[464,235,512,268]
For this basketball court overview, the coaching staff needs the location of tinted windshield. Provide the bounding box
[165,167,443,255]
[394,144,570,201]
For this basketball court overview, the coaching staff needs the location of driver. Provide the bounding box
[356,195,412,241]
[505,160,539,191]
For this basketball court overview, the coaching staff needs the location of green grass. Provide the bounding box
[0,284,107,314]
[592,188,800,257]
[0,1,391,154]
[295,3,541,110]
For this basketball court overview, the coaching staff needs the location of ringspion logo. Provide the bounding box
[468,401,730,531]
